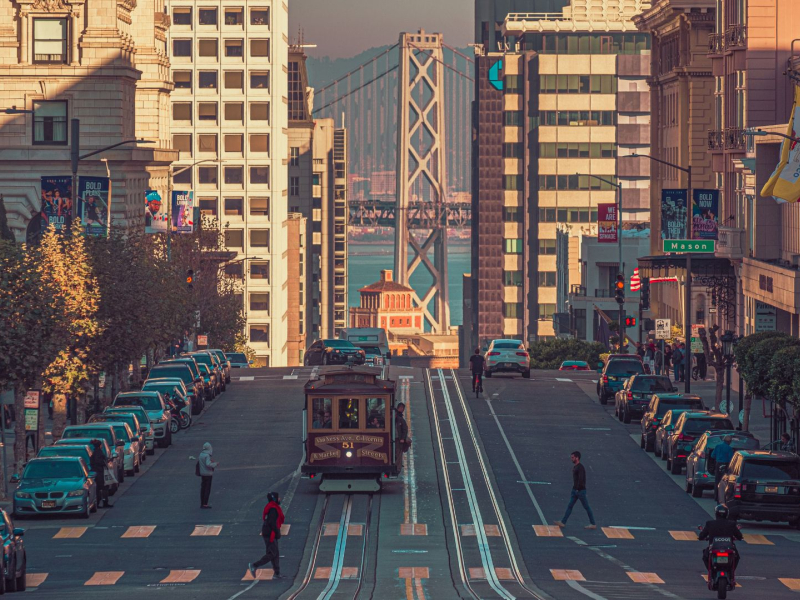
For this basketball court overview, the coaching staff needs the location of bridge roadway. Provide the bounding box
[17,366,800,599]
[349,200,471,228]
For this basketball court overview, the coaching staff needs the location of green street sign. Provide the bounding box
[662,239,715,253]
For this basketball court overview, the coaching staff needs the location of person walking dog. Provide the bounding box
[249,491,285,579]
[197,442,218,508]
[554,451,596,530]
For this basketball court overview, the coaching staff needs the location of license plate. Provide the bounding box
[503,363,513,367]
[714,555,730,563]
[715,537,732,543]
[41,500,56,508]
[609,376,617,381]
[766,486,779,493]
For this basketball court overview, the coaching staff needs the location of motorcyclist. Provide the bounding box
[469,348,485,393]
[698,504,743,573]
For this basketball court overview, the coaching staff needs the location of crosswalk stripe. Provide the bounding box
[191,525,222,536]
[780,578,800,591]
[26,573,48,587]
[742,534,773,545]
[122,526,156,538]
[341,568,359,579]
[348,524,364,536]
[398,567,430,579]
[602,527,634,540]
[160,570,200,583]
[669,530,699,541]
[85,572,124,586]
[550,569,585,581]
[400,523,428,535]
[628,572,664,584]
[242,569,274,581]
[53,527,87,539]
[533,525,563,537]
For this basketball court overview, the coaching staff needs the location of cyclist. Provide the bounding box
[469,348,485,393]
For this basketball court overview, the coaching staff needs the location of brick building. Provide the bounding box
[349,270,424,335]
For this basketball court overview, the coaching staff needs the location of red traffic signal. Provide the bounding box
[625,317,637,327]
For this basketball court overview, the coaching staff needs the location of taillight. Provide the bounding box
[715,552,729,557]
[488,352,500,356]
[627,392,633,400]
[516,352,528,357]
[603,376,608,383]
[734,483,741,498]
[677,434,695,442]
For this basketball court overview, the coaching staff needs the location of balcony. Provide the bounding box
[726,24,747,50]
[725,127,746,151]
[594,289,613,298]
[716,226,745,261]
[708,130,724,151]
[708,33,723,56]
[570,284,587,297]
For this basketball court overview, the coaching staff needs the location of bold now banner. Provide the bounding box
[597,203,617,243]
[77,176,110,236]
[692,189,719,240]
[40,176,73,232]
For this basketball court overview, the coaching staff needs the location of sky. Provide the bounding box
[289,0,473,59]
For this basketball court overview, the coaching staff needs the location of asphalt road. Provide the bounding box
[14,366,800,600]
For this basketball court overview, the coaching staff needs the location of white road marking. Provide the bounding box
[517,480,551,485]
[282,375,298,380]
[238,376,255,381]
[556,378,573,382]
[566,580,609,600]
[582,427,611,431]
[609,526,656,531]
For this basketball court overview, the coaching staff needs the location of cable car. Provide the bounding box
[302,367,397,492]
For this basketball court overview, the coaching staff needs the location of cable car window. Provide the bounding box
[365,397,386,429]
[311,398,332,429]
[338,398,359,429]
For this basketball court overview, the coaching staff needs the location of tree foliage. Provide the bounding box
[741,336,800,399]
[733,331,787,386]
[768,346,800,408]
[527,338,606,370]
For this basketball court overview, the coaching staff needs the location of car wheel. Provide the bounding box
[599,393,607,405]
[670,457,681,475]
[623,408,632,424]
[5,558,15,593]
[166,429,173,447]
[645,436,654,452]
[614,402,619,417]
[692,482,703,498]
[118,468,125,484]
[640,435,645,450]
[665,454,672,470]
[146,446,155,455]
[0,561,6,594]
[126,468,134,477]
[80,501,90,519]
[14,557,25,592]
[522,370,531,379]
[685,478,692,494]
[170,419,179,434]
[134,458,140,473]
[90,495,98,513]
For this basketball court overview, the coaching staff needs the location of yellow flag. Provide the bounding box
[761,86,800,202]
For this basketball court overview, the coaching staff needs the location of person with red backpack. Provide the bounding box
[249,492,285,579]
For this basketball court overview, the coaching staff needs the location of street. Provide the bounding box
[14,367,800,600]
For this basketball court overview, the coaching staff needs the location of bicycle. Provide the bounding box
[472,371,483,397]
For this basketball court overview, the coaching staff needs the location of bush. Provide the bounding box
[528,338,606,370]
[742,336,800,398]
[734,331,787,386]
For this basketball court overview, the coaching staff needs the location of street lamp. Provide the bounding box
[742,128,800,144]
[720,330,735,425]
[622,153,693,394]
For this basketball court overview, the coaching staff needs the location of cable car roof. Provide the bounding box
[304,366,396,393]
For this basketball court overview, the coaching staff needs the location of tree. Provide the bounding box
[734,331,788,431]
[527,338,606,370]
[698,325,726,411]
[769,346,800,415]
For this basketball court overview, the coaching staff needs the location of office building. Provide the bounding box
[475,0,571,50]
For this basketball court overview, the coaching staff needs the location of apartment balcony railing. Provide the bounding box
[725,127,747,151]
[708,130,724,151]
[716,226,745,261]
[726,24,747,49]
[570,284,586,297]
[594,289,613,298]
[708,33,723,55]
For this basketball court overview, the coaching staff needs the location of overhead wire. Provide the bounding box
[314,43,399,96]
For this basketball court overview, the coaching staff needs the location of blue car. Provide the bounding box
[13,457,97,519]
[0,509,26,592]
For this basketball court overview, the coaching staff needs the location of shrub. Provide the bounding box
[528,338,606,370]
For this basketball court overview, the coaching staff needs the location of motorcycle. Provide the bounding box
[163,393,192,432]
[699,527,737,599]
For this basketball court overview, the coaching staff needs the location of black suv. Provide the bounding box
[664,412,734,474]
[304,340,366,366]
[640,394,705,452]
[717,451,800,527]
[597,359,644,405]
[615,375,675,423]
[685,430,759,498]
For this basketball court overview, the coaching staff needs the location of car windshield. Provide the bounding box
[742,459,800,480]
[607,361,644,376]
[707,436,759,451]
[166,360,198,377]
[493,341,523,350]
[111,424,131,441]
[63,428,113,443]
[150,366,192,382]
[143,383,176,394]
[362,346,382,354]
[563,361,587,367]
[115,395,161,410]
[325,340,356,349]
[39,447,89,461]
[631,377,673,392]
[24,460,83,479]
[656,400,703,417]
[226,353,247,362]
[192,354,213,366]
[684,418,733,434]
[108,408,149,425]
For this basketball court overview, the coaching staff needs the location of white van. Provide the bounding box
[338,328,391,366]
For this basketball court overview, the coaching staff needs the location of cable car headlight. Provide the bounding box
[346,451,353,458]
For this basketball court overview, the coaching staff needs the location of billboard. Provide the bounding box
[40,176,73,232]
[597,203,617,243]
[145,189,168,234]
[660,189,688,240]
[692,189,719,240]
[76,176,110,236]
[171,190,195,234]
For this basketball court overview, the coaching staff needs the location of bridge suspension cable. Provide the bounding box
[314,43,399,96]
[312,64,399,114]
[408,43,474,82]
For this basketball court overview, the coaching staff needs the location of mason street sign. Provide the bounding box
[662,239,715,253]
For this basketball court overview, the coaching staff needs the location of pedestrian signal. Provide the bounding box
[625,317,637,327]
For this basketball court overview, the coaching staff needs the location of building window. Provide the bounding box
[224,134,243,154]
[198,197,217,216]
[197,102,217,122]
[224,8,243,25]
[539,142,616,158]
[251,102,269,122]
[503,143,524,158]
[224,39,243,57]
[538,174,616,191]
[249,293,269,312]
[224,197,243,216]
[503,303,523,318]
[224,102,243,122]
[198,166,218,185]
[173,71,192,89]
[197,134,217,154]
[539,110,617,126]
[250,261,269,280]
[503,206,523,222]
[33,101,68,145]
[198,8,217,25]
[504,238,523,254]
[504,111,523,126]
[503,270,523,287]
[250,8,269,25]
[198,71,218,89]
[538,239,556,255]
[225,263,243,279]
[538,208,556,222]
[224,229,243,248]
[172,39,192,58]
[224,166,243,185]
[290,146,300,166]
[249,325,269,343]
[539,304,556,320]
[250,166,269,185]
[503,175,523,191]
[198,39,218,58]
[224,71,243,90]
[540,74,617,94]
[504,75,522,93]
[538,33,650,55]
[33,18,68,63]
[250,134,269,154]
[250,197,269,217]
[251,229,269,248]
[173,134,192,154]
[173,169,191,185]
[538,272,556,287]
[250,71,269,89]
[172,7,192,25]
[290,176,299,196]
[250,39,269,58]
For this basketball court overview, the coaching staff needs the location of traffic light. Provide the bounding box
[614,273,625,305]
[186,269,194,290]
[624,316,637,328]
[640,277,650,311]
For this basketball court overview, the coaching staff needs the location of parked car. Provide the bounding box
[37,444,94,472]
[483,339,531,379]
[147,362,204,414]
[196,363,217,400]
[104,406,155,455]
[225,352,252,368]
[597,359,644,405]
[655,409,699,459]
[159,357,207,402]
[208,349,232,383]
[61,424,125,484]
[559,360,590,371]
[304,339,366,366]
[53,438,118,494]
[0,509,27,592]
[717,450,800,527]
[640,394,706,452]
[685,430,760,497]
[664,412,734,474]
[615,374,676,423]
[112,391,172,448]
[87,416,141,475]
[189,351,224,394]
[14,457,97,519]
[360,346,386,367]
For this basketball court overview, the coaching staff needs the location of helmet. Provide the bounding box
[267,491,280,504]
[714,504,729,519]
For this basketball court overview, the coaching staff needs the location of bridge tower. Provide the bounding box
[394,30,450,333]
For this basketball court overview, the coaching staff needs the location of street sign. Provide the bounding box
[662,239,715,253]
[197,335,208,346]
[655,319,671,340]
[691,324,703,354]
[24,408,39,432]
[24,390,40,409]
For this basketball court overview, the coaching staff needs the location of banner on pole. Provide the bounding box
[692,189,719,240]
[40,176,73,232]
[761,86,800,203]
[77,176,110,236]
[660,189,688,240]
[597,203,617,243]
[171,191,195,234]
[145,190,168,234]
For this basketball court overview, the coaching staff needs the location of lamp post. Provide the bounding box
[623,153,693,393]
[576,173,624,345]
[720,330,735,419]
[742,128,800,145]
